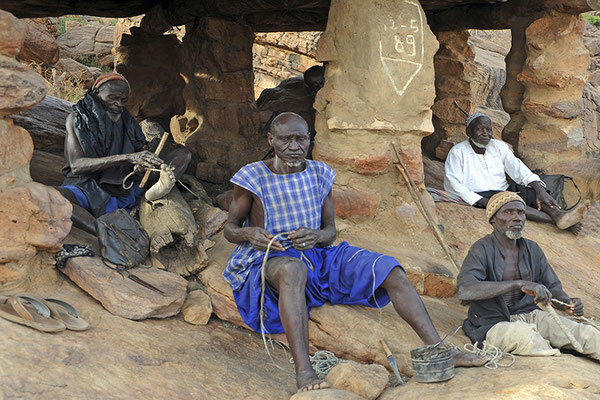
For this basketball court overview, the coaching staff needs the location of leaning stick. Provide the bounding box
[391,142,461,276]
[140,132,169,188]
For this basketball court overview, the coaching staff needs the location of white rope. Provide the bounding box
[462,341,515,370]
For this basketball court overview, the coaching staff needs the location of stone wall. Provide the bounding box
[0,10,71,292]
[423,29,510,160]
[170,18,267,184]
[514,14,589,171]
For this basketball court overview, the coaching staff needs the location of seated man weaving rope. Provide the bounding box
[57,72,191,235]
[457,191,599,360]
[444,112,588,234]
[223,112,484,393]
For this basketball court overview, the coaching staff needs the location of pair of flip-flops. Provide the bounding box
[0,294,89,332]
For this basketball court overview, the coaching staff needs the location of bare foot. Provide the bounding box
[567,222,583,235]
[556,200,590,230]
[451,347,486,367]
[145,164,176,202]
[296,368,330,393]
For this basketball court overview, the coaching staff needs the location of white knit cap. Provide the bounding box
[466,112,487,129]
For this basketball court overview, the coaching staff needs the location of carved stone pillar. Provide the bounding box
[314,0,457,294]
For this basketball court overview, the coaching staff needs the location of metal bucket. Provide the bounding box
[410,344,455,383]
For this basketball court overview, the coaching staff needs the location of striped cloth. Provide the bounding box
[92,71,130,92]
[223,160,336,291]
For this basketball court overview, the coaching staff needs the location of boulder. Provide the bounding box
[290,388,365,400]
[0,182,71,265]
[57,24,115,61]
[190,200,229,239]
[0,10,26,58]
[0,119,34,191]
[326,361,389,400]
[0,55,46,117]
[19,19,60,66]
[60,256,188,320]
[54,57,96,88]
[181,289,213,325]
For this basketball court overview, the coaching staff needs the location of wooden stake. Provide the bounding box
[140,132,169,188]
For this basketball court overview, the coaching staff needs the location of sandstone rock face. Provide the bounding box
[0,119,34,191]
[57,24,115,61]
[326,361,389,400]
[54,57,97,88]
[423,29,510,160]
[114,21,185,128]
[290,388,365,400]
[313,0,454,274]
[0,182,72,265]
[0,55,46,117]
[253,32,321,97]
[332,188,379,219]
[61,257,188,320]
[0,10,26,58]
[510,13,589,171]
[181,289,213,325]
[190,200,228,240]
[170,18,268,184]
[19,19,60,66]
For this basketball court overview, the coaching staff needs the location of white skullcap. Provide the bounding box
[465,112,487,129]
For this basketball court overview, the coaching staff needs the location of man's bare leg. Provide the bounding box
[265,257,330,392]
[56,187,97,235]
[381,267,485,367]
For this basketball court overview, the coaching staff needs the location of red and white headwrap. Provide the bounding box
[92,71,130,92]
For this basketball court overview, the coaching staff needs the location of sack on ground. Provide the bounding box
[95,209,149,267]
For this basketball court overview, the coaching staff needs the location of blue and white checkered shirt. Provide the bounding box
[223,160,336,291]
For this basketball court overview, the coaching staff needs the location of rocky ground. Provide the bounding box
[2,193,600,399]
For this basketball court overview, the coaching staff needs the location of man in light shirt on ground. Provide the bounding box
[444,112,588,234]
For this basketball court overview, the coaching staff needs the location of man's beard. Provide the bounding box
[504,229,523,240]
[285,161,302,168]
[107,111,122,122]
[470,138,488,149]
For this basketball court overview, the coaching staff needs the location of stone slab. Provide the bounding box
[61,256,188,320]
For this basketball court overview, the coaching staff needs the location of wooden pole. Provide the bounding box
[140,132,169,188]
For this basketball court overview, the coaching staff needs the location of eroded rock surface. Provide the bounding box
[326,361,389,400]
[61,257,188,320]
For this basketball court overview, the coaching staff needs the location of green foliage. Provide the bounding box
[58,15,87,35]
[583,14,600,28]
[78,56,111,73]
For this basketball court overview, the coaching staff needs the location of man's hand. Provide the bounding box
[128,151,163,169]
[520,281,552,306]
[247,227,285,252]
[475,197,489,208]
[530,181,560,211]
[289,227,320,251]
[561,297,584,316]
